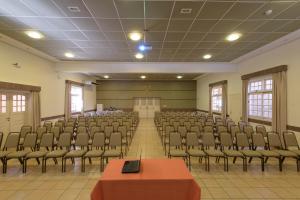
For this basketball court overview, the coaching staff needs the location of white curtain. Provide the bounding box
[28,91,41,130]
[64,81,71,120]
[272,71,287,135]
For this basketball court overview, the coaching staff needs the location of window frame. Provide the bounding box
[12,94,26,113]
[70,84,83,113]
[247,75,273,121]
[211,85,223,113]
[0,94,7,113]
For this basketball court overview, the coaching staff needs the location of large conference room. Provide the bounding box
[0,0,300,200]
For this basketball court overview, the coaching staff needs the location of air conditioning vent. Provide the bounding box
[68,6,80,12]
[180,8,192,14]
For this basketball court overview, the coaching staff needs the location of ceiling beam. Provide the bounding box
[55,62,237,73]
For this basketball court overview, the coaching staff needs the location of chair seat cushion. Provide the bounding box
[169,149,187,157]
[46,150,68,158]
[0,151,11,158]
[241,150,262,157]
[103,150,121,157]
[7,150,31,158]
[204,149,224,157]
[291,149,300,155]
[188,149,206,157]
[275,150,298,157]
[84,150,104,158]
[223,150,243,157]
[65,149,87,158]
[257,150,280,157]
[26,151,48,158]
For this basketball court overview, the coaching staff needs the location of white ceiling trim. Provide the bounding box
[55,61,237,73]
[232,28,300,64]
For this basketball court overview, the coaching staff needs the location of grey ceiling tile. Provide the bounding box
[183,33,205,41]
[109,41,128,48]
[104,31,126,41]
[115,1,143,18]
[191,20,218,32]
[275,2,300,19]
[275,20,300,32]
[73,40,110,48]
[0,16,31,30]
[239,33,267,42]
[165,32,185,41]
[145,41,162,49]
[46,18,78,31]
[202,33,226,42]
[197,2,233,20]
[83,30,106,40]
[64,31,88,40]
[210,20,241,33]
[172,1,204,19]
[161,48,177,54]
[249,1,293,20]
[234,20,266,33]
[70,18,98,30]
[168,19,193,32]
[96,19,122,32]
[145,1,173,18]
[42,30,69,40]
[83,0,118,18]
[179,42,198,49]
[258,32,287,42]
[145,19,168,31]
[175,49,191,55]
[121,19,144,32]
[196,42,217,49]
[212,42,229,49]
[255,20,290,32]
[223,2,264,20]
[22,0,65,17]
[52,0,92,17]
[0,0,37,16]
[15,17,55,30]
[30,39,78,48]
[163,42,179,48]
[145,32,165,42]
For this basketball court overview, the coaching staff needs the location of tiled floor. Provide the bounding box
[1,118,300,199]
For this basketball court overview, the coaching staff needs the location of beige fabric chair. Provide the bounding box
[42,132,71,173]
[220,132,246,171]
[0,133,20,173]
[63,134,89,172]
[112,121,119,132]
[36,126,47,146]
[252,133,282,171]
[84,132,105,172]
[43,121,52,132]
[6,133,37,173]
[203,133,226,171]
[118,125,128,154]
[25,133,54,173]
[104,126,114,145]
[18,125,32,145]
[283,131,300,153]
[236,133,264,171]
[186,132,205,171]
[102,132,123,168]
[168,132,188,163]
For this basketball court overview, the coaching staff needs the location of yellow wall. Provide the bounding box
[0,41,96,118]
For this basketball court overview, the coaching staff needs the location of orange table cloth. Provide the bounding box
[91,159,201,200]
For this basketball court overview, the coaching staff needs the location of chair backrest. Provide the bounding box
[230,125,240,137]
[90,126,101,138]
[36,126,47,139]
[238,121,247,132]
[92,132,105,148]
[169,132,182,146]
[75,133,89,147]
[77,126,87,134]
[256,125,267,137]
[51,126,60,139]
[40,133,54,149]
[178,126,187,137]
[217,125,227,134]
[252,133,266,148]
[190,125,201,137]
[173,121,180,131]
[220,132,233,147]
[100,121,109,131]
[104,126,114,138]
[203,126,213,133]
[20,125,32,138]
[43,121,52,131]
[236,133,250,148]
[283,131,299,149]
[244,125,254,138]
[4,132,20,150]
[186,132,199,146]
[23,133,37,149]
[64,126,74,134]
[183,121,191,131]
[268,132,283,149]
[109,132,122,147]
[57,132,71,149]
[202,133,215,147]
[118,125,127,137]
[112,121,119,132]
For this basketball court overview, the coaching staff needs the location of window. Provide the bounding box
[211,86,222,113]
[0,95,7,113]
[248,78,272,120]
[13,94,26,112]
[71,85,83,113]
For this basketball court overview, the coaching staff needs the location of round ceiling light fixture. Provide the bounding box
[203,54,212,60]
[140,75,146,79]
[129,31,142,41]
[64,52,74,58]
[135,53,144,59]
[25,31,44,39]
[226,32,242,42]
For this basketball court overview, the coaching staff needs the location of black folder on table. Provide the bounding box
[122,155,141,173]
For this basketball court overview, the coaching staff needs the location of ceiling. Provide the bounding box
[0,0,300,62]
[94,73,202,80]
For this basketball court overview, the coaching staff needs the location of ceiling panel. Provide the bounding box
[0,0,299,62]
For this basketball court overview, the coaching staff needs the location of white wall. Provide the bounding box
[197,37,300,131]
[0,41,96,118]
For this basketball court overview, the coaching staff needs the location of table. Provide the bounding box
[91,159,201,200]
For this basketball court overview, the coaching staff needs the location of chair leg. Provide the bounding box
[207,156,210,172]
[261,157,265,172]
[81,157,85,172]
[42,158,46,173]
[279,157,282,172]
[62,158,64,173]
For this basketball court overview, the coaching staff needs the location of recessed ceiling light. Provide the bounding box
[180,8,192,14]
[226,32,242,42]
[140,75,146,79]
[203,54,212,60]
[129,32,142,41]
[264,9,273,16]
[135,53,144,59]
[103,75,110,79]
[177,75,183,79]
[64,52,74,58]
[25,31,44,39]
